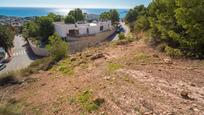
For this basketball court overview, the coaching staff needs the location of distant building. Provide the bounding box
[54,21,112,38]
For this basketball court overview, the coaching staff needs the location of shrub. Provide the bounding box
[115,33,134,45]
[156,43,167,52]
[0,99,24,115]
[165,46,183,58]
[118,33,126,40]
[134,16,150,32]
[46,33,69,62]
[134,53,151,63]
[20,57,53,77]
[126,0,204,58]
[52,59,74,75]
[77,90,104,112]
[0,71,20,86]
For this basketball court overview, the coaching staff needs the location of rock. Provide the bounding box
[186,67,194,70]
[90,53,105,60]
[164,58,173,64]
[190,83,196,87]
[152,54,159,58]
[104,76,111,80]
[144,111,153,115]
[70,57,77,61]
[41,83,46,86]
[74,86,79,89]
[93,98,105,106]
[48,72,53,75]
[180,90,194,100]
[141,63,147,65]
[189,104,200,112]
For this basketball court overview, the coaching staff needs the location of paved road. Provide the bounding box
[112,22,130,41]
[0,35,37,73]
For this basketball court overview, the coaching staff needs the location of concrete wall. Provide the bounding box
[28,40,49,57]
[89,26,100,34]
[78,26,88,35]
[69,29,115,53]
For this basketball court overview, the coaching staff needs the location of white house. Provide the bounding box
[54,21,112,38]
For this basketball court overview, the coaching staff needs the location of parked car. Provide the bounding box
[0,63,6,71]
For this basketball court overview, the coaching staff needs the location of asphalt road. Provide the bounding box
[112,22,130,41]
[0,35,38,73]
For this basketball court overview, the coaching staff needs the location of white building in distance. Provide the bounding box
[54,21,112,38]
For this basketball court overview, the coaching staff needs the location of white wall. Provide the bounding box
[78,26,87,35]
[89,26,100,35]
[54,21,112,37]
[99,21,112,31]
[54,23,76,37]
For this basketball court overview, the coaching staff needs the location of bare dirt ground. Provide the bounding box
[0,41,204,115]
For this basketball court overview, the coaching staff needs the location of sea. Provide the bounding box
[0,7,129,18]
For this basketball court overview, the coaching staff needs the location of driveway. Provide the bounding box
[0,35,38,73]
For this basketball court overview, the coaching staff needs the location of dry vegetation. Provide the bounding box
[0,38,204,115]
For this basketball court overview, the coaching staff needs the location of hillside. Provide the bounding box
[0,40,204,115]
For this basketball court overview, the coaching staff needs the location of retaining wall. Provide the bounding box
[28,40,49,57]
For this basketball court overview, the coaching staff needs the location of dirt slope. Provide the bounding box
[0,41,204,115]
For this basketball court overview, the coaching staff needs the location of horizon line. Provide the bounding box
[0,6,131,9]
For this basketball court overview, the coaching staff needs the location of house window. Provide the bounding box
[100,26,104,31]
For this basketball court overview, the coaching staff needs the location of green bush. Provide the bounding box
[165,46,183,58]
[47,33,69,62]
[134,16,150,32]
[115,33,134,45]
[156,43,167,52]
[118,33,126,40]
[126,0,204,58]
[77,90,104,112]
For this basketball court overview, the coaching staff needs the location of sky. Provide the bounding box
[0,0,151,9]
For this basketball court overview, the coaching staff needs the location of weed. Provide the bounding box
[76,90,104,112]
[134,53,151,63]
[107,62,122,73]
[0,99,24,115]
[52,59,74,75]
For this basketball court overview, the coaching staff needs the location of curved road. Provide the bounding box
[112,22,130,41]
[0,35,37,73]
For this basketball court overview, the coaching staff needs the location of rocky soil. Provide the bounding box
[0,41,204,115]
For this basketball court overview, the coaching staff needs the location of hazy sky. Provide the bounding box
[0,0,151,9]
